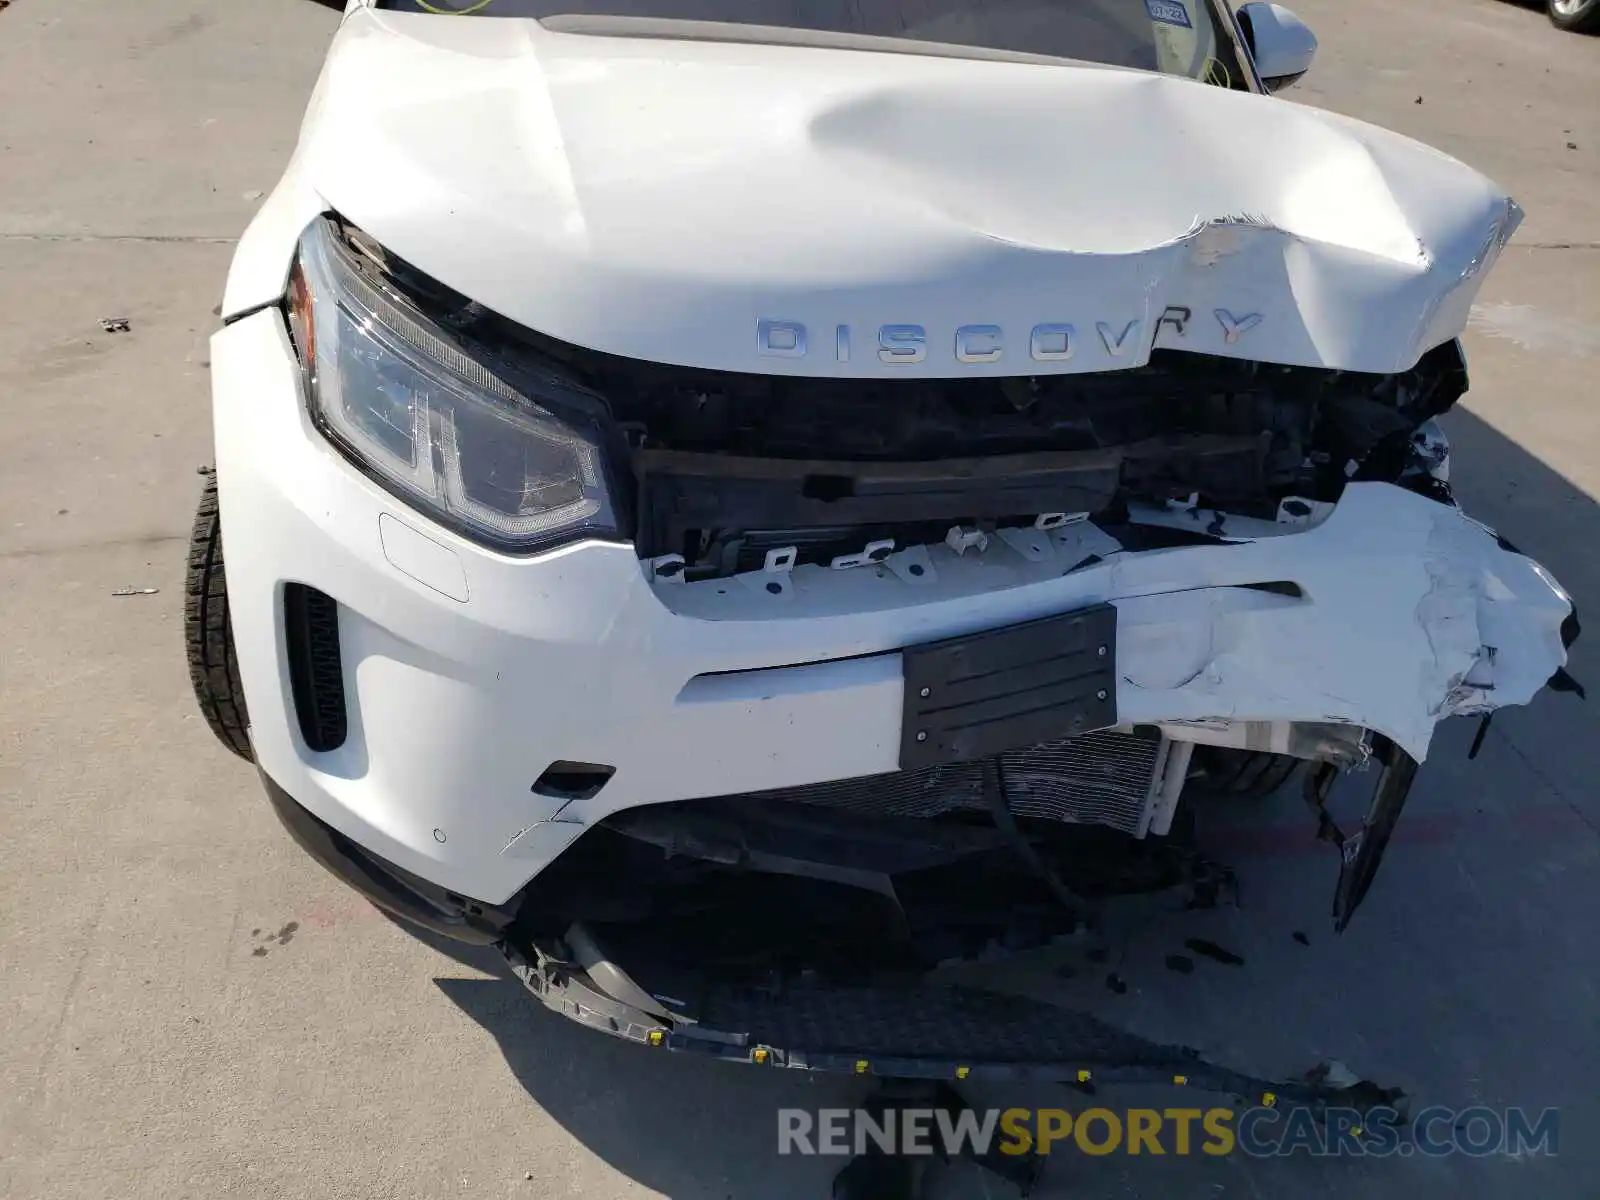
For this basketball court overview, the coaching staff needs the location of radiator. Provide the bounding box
[749,727,1179,838]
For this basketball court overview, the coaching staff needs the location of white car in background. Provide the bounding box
[187,3,1577,1184]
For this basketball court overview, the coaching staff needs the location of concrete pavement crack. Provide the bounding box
[1491,724,1600,840]
[22,894,107,1116]
[1,233,239,244]
[0,532,187,560]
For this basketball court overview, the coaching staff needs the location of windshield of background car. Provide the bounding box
[375,0,1255,90]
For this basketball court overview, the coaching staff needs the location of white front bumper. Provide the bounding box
[212,309,1572,906]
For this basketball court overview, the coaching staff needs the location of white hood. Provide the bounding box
[270,9,1520,376]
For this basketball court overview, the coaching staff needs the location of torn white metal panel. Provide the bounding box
[238,7,1522,375]
[1110,487,1571,761]
[647,484,1568,766]
[1418,514,1572,719]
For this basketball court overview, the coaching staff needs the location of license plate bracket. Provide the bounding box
[898,605,1118,770]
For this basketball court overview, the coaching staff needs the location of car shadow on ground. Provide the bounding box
[378,911,516,978]
[430,408,1599,1199]
[436,976,861,1198]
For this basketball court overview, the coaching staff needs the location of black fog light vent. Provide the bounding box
[533,761,616,802]
[284,583,347,753]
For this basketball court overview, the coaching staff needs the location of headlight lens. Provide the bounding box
[288,218,617,552]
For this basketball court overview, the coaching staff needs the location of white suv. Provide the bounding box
[188,0,1575,1099]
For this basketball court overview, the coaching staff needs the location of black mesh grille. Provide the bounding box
[747,727,1165,835]
[284,583,347,752]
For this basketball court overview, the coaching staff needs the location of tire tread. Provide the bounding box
[185,474,253,761]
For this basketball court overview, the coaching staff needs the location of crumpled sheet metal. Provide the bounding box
[1108,484,1571,763]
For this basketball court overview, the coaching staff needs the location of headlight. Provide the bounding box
[287,218,618,552]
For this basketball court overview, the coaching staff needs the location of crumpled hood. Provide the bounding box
[288,9,1519,376]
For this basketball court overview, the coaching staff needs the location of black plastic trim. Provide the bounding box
[220,297,281,327]
[284,583,347,752]
[501,940,1395,1108]
[532,761,617,802]
[634,447,1122,561]
[899,605,1118,769]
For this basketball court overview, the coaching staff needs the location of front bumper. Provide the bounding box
[260,768,515,945]
[213,307,1573,908]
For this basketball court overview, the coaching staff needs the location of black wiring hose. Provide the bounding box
[985,759,1100,933]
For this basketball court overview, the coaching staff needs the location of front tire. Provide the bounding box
[1550,0,1600,33]
[185,472,253,761]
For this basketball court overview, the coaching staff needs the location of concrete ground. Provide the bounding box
[0,0,1595,1197]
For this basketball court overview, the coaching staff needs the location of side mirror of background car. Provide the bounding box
[1236,2,1318,92]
